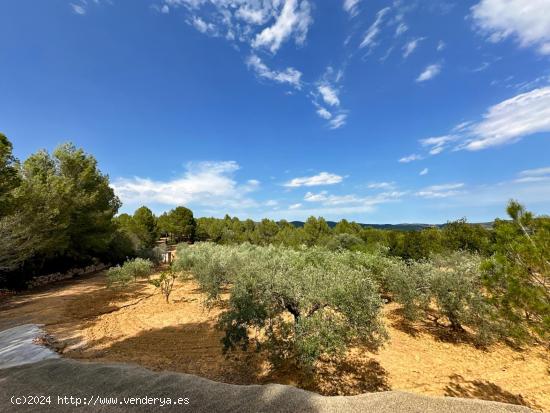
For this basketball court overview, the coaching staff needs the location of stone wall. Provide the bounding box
[26,264,108,289]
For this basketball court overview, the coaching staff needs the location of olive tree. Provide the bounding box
[149,269,178,303]
[175,243,387,369]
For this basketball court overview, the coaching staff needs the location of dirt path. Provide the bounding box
[0,272,548,411]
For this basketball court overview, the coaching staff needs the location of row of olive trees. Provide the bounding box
[173,243,508,370]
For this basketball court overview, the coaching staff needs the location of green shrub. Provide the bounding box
[106,257,154,288]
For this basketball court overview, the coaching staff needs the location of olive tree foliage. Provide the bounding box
[482,201,550,342]
[107,258,154,288]
[387,252,501,345]
[174,243,387,369]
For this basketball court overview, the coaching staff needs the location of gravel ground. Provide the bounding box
[0,358,538,413]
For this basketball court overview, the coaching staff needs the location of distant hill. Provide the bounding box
[289,221,495,231]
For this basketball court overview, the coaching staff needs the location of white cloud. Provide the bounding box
[514,166,550,183]
[368,182,395,189]
[343,0,361,17]
[416,183,465,198]
[303,190,406,207]
[395,22,408,37]
[265,199,279,207]
[304,191,328,202]
[112,161,258,209]
[360,7,391,50]
[161,5,170,14]
[192,16,218,35]
[252,0,312,54]
[316,107,332,120]
[403,37,425,58]
[420,135,458,155]
[399,154,423,163]
[165,0,311,55]
[236,6,269,25]
[420,168,429,176]
[70,3,86,15]
[437,40,446,51]
[246,54,302,89]
[318,84,340,107]
[462,86,550,150]
[289,203,302,209]
[519,166,550,177]
[329,113,348,129]
[472,0,550,55]
[416,64,442,82]
[313,66,348,129]
[284,172,344,187]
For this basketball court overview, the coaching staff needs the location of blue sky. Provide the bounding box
[2,0,550,223]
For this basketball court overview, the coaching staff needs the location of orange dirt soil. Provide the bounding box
[0,271,548,412]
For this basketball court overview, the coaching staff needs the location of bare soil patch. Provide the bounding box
[0,271,548,411]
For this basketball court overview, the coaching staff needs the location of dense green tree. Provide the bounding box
[333,219,362,236]
[442,219,492,255]
[0,134,20,216]
[17,144,120,263]
[1,142,121,288]
[158,206,196,243]
[482,201,550,342]
[303,216,331,246]
[132,206,158,248]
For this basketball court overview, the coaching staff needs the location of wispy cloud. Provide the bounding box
[472,0,550,55]
[416,63,442,82]
[252,0,312,54]
[313,66,348,129]
[514,166,550,183]
[420,168,429,176]
[343,0,362,18]
[359,7,391,50]
[284,172,344,187]
[112,161,259,209]
[420,135,458,155]
[368,182,395,189]
[316,107,332,120]
[318,84,340,107]
[395,22,408,37]
[329,113,348,129]
[408,86,550,158]
[246,54,302,89]
[403,37,425,58]
[70,3,86,15]
[461,86,550,150]
[399,154,423,163]
[416,183,465,198]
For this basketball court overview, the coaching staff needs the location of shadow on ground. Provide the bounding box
[445,374,540,411]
